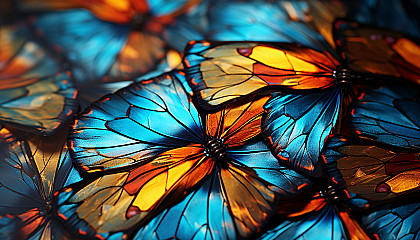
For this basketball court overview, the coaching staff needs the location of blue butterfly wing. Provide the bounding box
[208,1,333,52]
[258,205,347,240]
[361,201,420,240]
[226,141,313,196]
[69,71,204,173]
[28,9,129,83]
[0,22,78,136]
[262,88,340,177]
[133,173,238,240]
[349,85,420,149]
[0,124,73,239]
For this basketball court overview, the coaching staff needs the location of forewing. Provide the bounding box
[183,41,338,108]
[69,71,204,173]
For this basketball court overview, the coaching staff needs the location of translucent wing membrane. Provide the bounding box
[0,23,78,135]
[0,124,73,239]
[183,41,338,109]
[69,71,203,173]
[334,20,420,85]
[349,85,420,149]
[262,88,340,176]
[323,137,420,210]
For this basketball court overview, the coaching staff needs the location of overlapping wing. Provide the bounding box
[183,41,339,108]
[262,88,340,176]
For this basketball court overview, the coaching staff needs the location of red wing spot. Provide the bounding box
[184,59,191,67]
[72,90,78,99]
[202,41,210,46]
[303,165,314,171]
[321,155,327,163]
[95,234,106,240]
[5,214,13,218]
[297,183,308,190]
[126,206,141,219]
[341,52,346,60]
[376,183,391,193]
[78,229,87,235]
[66,110,73,116]
[267,136,274,145]
[178,71,185,76]
[85,109,93,115]
[188,40,197,46]
[101,98,110,102]
[350,109,355,116]
[82,166,89,171]
[66,71,72,76]
[357,93,365,100]
[355,130,362,135]
[336,39,341,47]
[57,211,68,220]
[238,48,253,56]
[277,154,288,161]
[190,78,198,85]
[331,177,338,184]
[64,188,72,192]
[373,234,379,240]
[285,113,292,118]
[343,190,351,198]
[142,80,153,84]
[53,191,59,197]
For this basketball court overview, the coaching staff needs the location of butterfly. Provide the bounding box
[256,187,370,240]
[0,22,78,136]
[323,136,420,210]
[22,0,197,84]
[55,71,313,239]
[183,19,420,177]
[360,199,420,240]
[0,123,75,240]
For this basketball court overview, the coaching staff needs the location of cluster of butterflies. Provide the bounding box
[0,0,420,239]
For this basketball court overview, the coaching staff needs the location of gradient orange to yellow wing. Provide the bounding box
[206,96,269,147]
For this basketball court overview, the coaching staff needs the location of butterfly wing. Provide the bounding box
[184,41,339,108]
[207,1,333,52]
[323,137,420,210]
[28,9,129,83]
[69,71,204,173]
[0,124,73,239]
[262,87,341,176]
[258,191,369,240]
[348,85,420,149]
[334,19,420,85]
[0,23,78,136]
[361,200,420,240]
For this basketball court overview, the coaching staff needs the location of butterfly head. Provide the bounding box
[131,13,151,30]
[319,185,340,204]
[39,197,53,217]
[203,137,228,165]
[334,68,353,88]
